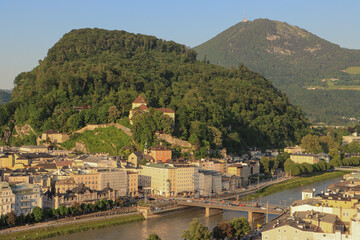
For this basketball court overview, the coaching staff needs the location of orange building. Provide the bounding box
[150,145,172,163]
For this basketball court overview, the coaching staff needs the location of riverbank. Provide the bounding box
[242,171,349,201]
[0,213,144,240]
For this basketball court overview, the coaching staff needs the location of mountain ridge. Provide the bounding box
[194,19,360,124]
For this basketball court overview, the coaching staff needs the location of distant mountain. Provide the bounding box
[0,28,308,152]
[0,89,11,105]
[194,19,360,124]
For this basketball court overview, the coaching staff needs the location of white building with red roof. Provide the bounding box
[129,95,175,124]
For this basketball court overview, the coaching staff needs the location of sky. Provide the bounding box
[1,0,360,90]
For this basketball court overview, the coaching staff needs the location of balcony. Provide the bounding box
[20,199,30,203]
[20,205,31,209]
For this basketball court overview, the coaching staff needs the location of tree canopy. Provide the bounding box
[182,218,211,240]
[2,28,309,152]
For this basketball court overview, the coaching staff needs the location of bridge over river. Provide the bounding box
[177,200,287,228]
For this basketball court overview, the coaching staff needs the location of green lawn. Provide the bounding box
[0,214,144,240]
[344,67,360,74]
[61,126,133,155]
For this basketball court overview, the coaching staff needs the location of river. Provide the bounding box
[50,176,342,240]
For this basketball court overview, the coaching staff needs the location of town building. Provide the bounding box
[227,162,255,186]
[290,153,320,164]
[0,182,15,215]
[127,171,138,197]
[128,152,143,168]
[71,172,100,191]
[98,169,127,196]
[12,183,42,216]
[284,145,304,154]
[43,183,116,209]
[149,145,172,163]
[138,164,198,196]
[19,145,49,153]
[342,132,360,144]
[129,95,175,124]
[55,178,77,194]
[198,170,222,195]
[37,130,70,144]
[262,211,347,240]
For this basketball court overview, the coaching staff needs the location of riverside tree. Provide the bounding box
[182,218,211,240]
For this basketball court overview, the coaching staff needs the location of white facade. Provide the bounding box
[198,170,222,195]
[0,182,15,215]
[291,204,335,216]
[12,183,42,216]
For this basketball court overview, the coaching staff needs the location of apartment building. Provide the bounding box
[138,164,198,196]
[12,183,42,216]
[198,170,222,195]
[290,153,320,164]
[98,169,127,196]
[127,171,138,197]
[0,182,15,215]
[227,163,251,186]
[71,172,99,190]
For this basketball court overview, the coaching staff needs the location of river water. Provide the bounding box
[50,176,342,240]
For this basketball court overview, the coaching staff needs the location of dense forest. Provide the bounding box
[194,18,360,124]
[0,89,11,105]
[0,28,309,153]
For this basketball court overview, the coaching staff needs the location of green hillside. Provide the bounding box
[0,89,11,105]
[194,18,360,124]
[62,126,132,155]
[0,28,309,153]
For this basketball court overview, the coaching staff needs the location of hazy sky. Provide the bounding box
[1,0,359,90]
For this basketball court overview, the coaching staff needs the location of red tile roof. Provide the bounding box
[156,107,175,114]
[133,95,146,104]
[138,104,148,110]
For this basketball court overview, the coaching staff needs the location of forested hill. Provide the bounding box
[194,19,360,124]
[0,90,11,105]
[1,28,309,152]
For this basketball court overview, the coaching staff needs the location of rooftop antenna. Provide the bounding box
[243,10,247,22]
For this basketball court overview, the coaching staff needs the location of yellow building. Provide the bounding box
[128,152,143,168]
[284,145,304,154]
[127,171,138,197]
[138,164,175,196]
[290,153,320,164]
[175,165,198,194]
[342,133,360,144]
[227,163,251,186]
[20,145,49,153]
[262,211,345,240]
[156,107,175,122]
[291,194,359,225]
[55,178,77,194]
[138,164,198,196]
[37,130,70,144]
[0,154,14,168]
[71,172,99,190]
